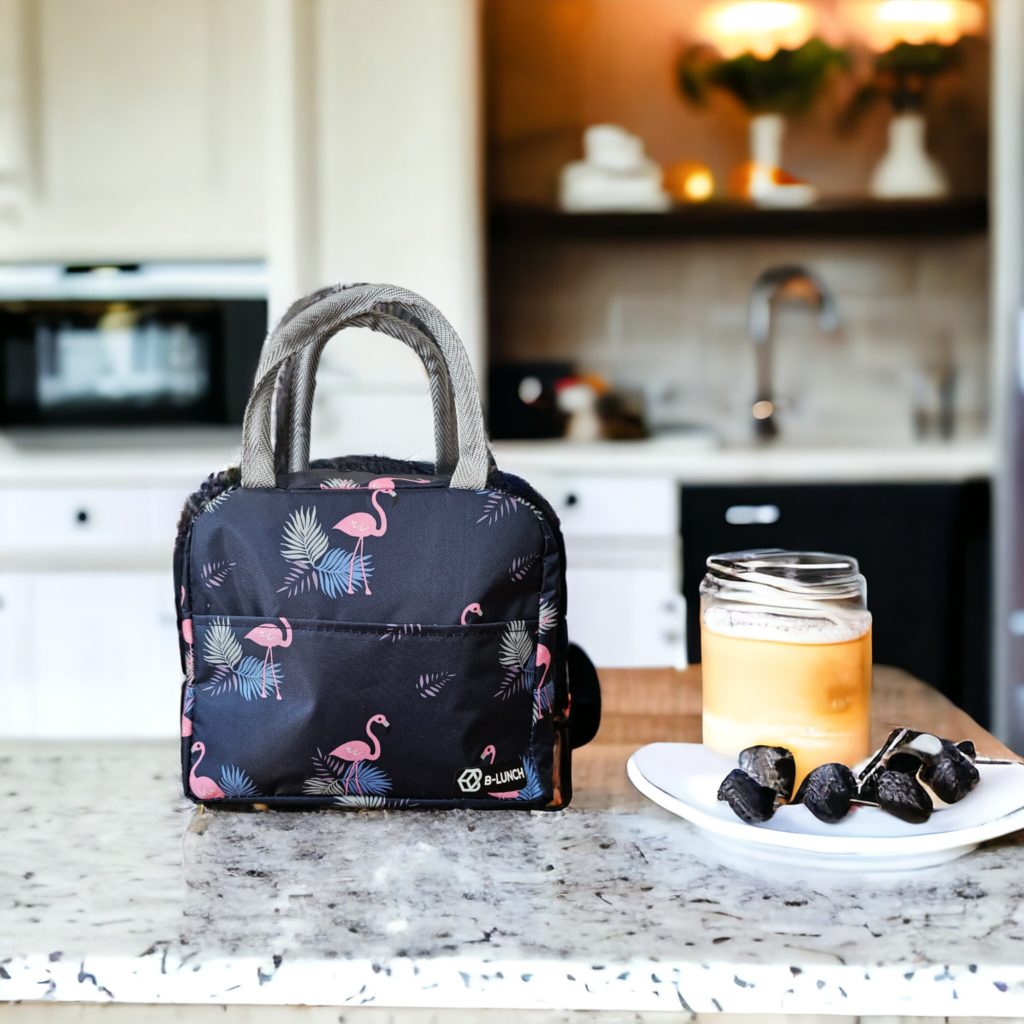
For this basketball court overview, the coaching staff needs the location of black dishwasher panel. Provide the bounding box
[681,481,991,725]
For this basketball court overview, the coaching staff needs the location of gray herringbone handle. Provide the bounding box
[241,283,492,489]
[269,286,459,477]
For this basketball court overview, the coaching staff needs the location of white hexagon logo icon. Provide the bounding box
[457,767,483,793]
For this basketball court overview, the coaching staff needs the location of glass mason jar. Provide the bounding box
[700,549,872,783]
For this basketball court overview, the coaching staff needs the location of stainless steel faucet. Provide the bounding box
[748,265,840,438]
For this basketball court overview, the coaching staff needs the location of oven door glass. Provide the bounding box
[0,300,260,426]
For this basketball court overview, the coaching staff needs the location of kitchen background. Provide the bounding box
[1,0,1022,750]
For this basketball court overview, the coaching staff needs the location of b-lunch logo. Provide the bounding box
[456,759,526,795]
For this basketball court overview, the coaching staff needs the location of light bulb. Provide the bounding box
[696,1,816,60]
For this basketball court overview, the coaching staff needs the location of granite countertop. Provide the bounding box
[2,667,1023,1017]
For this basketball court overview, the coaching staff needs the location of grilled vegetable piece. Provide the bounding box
[856,727,918,801]
[794,763,857,823]
[905,732,943,758]
[717,768,777,823]
[877,769,933,823]
[856,728,982,809]
[885,751,925,775]
[857,774,879,804]
[738,745,796,804]
[919,740,980,804]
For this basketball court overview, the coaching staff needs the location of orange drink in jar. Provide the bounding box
[700,550,872,785]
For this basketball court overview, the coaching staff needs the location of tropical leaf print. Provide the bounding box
[416,670,455,698]
[379,623,422,642]
[201,560,236,589]
[202,617,242,669]
[303,750,348,796]
[320,478,359,490]
[538,599,558,635]
[278,563,320,596]
[341,761,392,796]
[281,507,330,566]
[278,507,372,597]
[496,620,536,698]
[303,749,392,797]
[219,765,259,799]
[183,685,195,717]
[185,647,194,685]
[476,490,520,525]
[315,546,372,598]
[201,618,284,700]
[533,679,555,724]
[237,656,282,701]
[202,488,236,515]
[516,758,545,802]
[499,620,533,669]
[509,552,540,581]
[333,795,389,809]
[206,658,282,701]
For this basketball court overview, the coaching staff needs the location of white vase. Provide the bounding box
[746,112,817,207]
[748,112,784,201]
[870,112,949,199]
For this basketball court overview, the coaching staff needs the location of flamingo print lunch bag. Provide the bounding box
[173,283,600,810]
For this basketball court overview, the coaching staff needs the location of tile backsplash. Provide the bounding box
[491,235,989,444]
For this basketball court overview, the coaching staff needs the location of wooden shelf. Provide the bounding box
[489,197,989,241]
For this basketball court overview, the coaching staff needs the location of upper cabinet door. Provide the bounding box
[0,0,265,261]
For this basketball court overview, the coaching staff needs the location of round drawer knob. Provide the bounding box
[564,493,579,508]
[75,508,90,525]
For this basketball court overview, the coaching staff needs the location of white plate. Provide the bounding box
[627,743,1024,871]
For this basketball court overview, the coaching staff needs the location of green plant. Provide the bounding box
[841,41,961,126]
[678,37,849,116]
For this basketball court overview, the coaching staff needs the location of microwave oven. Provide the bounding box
[0,262,267,428]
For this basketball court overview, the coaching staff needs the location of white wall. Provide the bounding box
[263,0,485,464]
[0,0,267,261]
[0,0,488,737]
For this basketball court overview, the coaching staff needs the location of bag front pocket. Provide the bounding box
[182,614,554,807]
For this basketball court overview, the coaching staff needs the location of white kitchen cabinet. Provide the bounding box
[567,564,685,669]
[0,569,180,738]
[0,572,37,735]
[504,467,685,667]
[0,0,266,261]
[3,485,185,552]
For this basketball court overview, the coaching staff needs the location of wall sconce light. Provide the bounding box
[856,0,984,52]
[695,1,816,60]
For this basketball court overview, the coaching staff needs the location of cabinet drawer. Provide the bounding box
[566,566,685,668]
[530,475,677,538]
[6,488,158,548]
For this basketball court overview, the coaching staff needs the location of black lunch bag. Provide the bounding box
[173,283,600,809]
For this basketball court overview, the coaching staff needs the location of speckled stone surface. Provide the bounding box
[2,741,1024,1016]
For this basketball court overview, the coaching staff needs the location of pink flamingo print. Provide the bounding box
[366,476,430,489]
[329,713,390,794]
[189,741,225,800]
[480,743,520,800]
[181,617,195,735]
[244,617,292,700]
[332,488,396,595]
[461,602,483,625]
[533,642,554,719]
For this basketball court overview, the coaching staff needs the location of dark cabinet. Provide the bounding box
[681,481,992,725]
